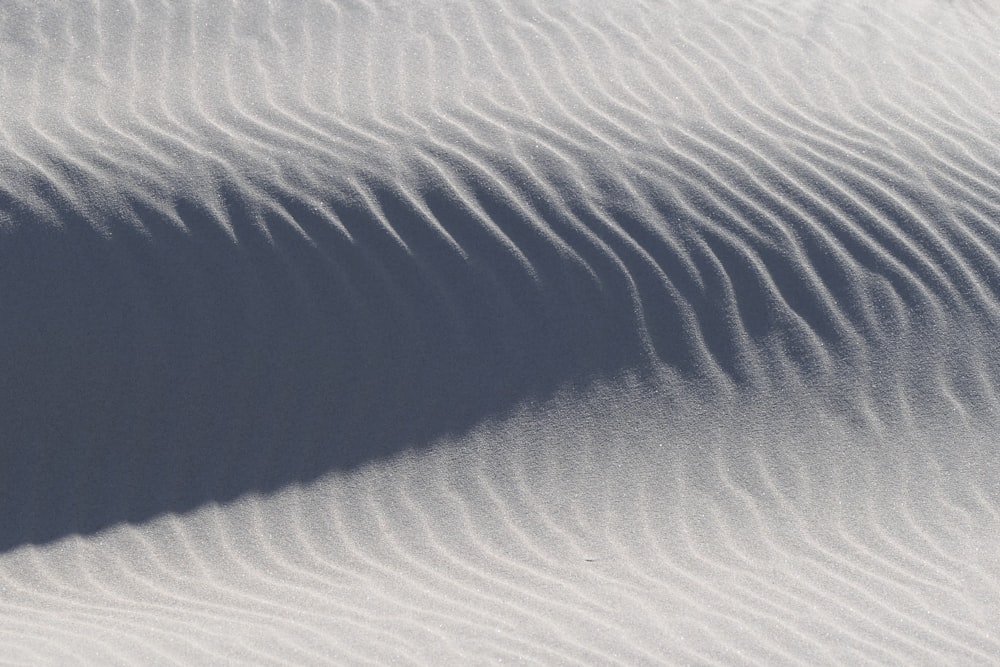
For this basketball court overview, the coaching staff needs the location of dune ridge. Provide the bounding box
[2,0,1000,662]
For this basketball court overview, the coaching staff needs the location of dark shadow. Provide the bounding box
[0,173,652,552]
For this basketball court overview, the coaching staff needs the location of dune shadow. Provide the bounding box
[0,174,661,552]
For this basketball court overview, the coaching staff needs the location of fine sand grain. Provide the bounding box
[2,0,1000,663]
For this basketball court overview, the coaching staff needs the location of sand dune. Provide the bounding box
[1,0,1000,662]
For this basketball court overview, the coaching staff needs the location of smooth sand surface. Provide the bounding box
[2,0,1000,663]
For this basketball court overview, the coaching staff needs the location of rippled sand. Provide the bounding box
[2,0,999,662]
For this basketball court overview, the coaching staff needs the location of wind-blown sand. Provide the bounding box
[2,0,1000,663]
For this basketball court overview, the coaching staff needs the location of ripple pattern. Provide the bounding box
[2,0,1000,662]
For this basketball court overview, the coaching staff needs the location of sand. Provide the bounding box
[1,0,1000,663]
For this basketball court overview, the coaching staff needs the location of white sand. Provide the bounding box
[2,0,1000,663]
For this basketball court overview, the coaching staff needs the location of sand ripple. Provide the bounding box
[1,0,1000,662]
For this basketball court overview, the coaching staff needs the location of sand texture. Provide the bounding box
[2,0,1000,663]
